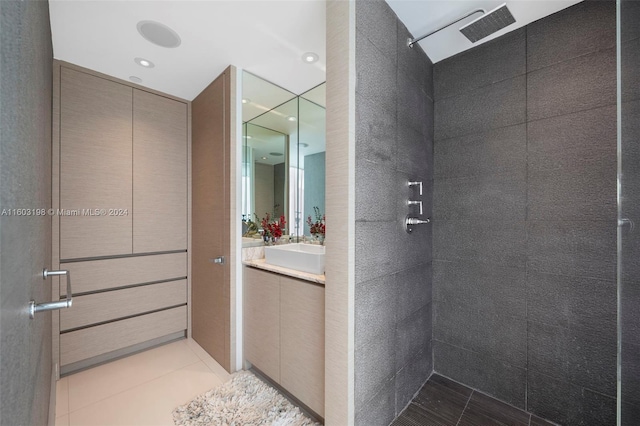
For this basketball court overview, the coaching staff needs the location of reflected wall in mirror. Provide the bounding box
[242,71,325,244]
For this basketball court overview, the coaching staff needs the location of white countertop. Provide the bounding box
[243,258,325,285]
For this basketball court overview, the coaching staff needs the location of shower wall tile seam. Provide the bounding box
[527,369,617,400]
[432,118,528,143]
[523,101,618,127]
[432,122,525,145]
[525,43,617,74]
[433,70,528,102]
[432,73,525,104]
[434,218,616,223]
[432,339,527,371]
[524,23,530,413]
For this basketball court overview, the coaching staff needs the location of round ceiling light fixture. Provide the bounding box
[129,76,143,83]
[261,156,268,160]
[302,52,319,63]
[287,116,297,122]
[134,57,155,68]
[136,20,181,48]
[242,98,251,104]
[269,152,283,156]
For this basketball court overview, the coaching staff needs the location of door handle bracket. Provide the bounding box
[29,269,72,319]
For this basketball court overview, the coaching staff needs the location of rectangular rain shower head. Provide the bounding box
[459,3,515,43]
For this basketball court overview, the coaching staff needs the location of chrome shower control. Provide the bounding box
[408,181,423,195]
[408,200,423,215]
[404,215,430,233]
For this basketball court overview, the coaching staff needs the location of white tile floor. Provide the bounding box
[55,338,231,426]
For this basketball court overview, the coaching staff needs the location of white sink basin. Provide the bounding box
[264,243,325,275]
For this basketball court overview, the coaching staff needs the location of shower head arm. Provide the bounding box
[407,8,485,48]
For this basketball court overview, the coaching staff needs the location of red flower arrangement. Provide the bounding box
[260,213,286,239]
[306,206,326,239]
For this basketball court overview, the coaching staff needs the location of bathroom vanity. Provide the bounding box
[243,256,324,418]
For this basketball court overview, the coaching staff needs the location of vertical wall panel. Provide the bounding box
[354,0,434,423]
[133,89,188,253]
[0,1,53,424]
[60,68,133,259]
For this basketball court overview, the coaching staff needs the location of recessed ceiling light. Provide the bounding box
[261,156,268,160]
[287,116,297,122]
[299,143,309,148]
[243,135,252,139]
[269,152,283,156]
[302,52,319,63]
[137,20,181,48]
[134,57,155,68]
[242,98,251,104]
[129,76,143,83]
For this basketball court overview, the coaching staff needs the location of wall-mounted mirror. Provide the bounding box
[242,71,325,243]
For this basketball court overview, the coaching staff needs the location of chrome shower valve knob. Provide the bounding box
[407,200,423,215]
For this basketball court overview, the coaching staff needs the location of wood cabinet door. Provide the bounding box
[133,89,187,253]
[280,277,325,416]
[59,68,133,259]
[191,68,232,371]
[243,267,281,382]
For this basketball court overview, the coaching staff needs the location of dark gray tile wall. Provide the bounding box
[621,0,640,423]
[354,0,434,423]
[433,1,617,424]
[0,1,53,426]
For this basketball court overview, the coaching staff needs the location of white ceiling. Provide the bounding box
[49,0,582,102]
[49,0,326,101]
[387,0,582,63]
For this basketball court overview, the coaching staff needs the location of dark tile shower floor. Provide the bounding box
[392,374,559,426]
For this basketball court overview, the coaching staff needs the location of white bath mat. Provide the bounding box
[172,370,321,426]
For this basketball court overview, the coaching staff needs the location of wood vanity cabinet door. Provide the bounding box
[244,267,281,382]
[59,68,133,259]
[133,89,187,253]
[280,277,325,417]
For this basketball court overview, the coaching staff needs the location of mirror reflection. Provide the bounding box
[242,72,325,245]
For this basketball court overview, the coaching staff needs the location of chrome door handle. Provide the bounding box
[209,256,225,265]
[29,269,72,319]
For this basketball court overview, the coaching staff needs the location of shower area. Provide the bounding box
[349,0,640,425]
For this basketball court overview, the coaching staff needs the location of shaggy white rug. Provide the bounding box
[172,371,321,426]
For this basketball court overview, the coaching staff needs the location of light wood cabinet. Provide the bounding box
[133,90,187,253]
[55,63,190,373]
[244,267,281,381]
[60,280,187,331]
[60,68,133,259]
[280,275,325,416]
[59,252,186,296]
[243,267,325,417]
[60,305,187,366]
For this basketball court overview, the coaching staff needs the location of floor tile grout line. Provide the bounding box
[66,356,204,415]
[455,390,473,426]
[62,378,70,418]
[184,338,231,383]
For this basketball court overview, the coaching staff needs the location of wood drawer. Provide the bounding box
[60,252,186,296]
[60,280,186,331]
[60,305,187,366]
